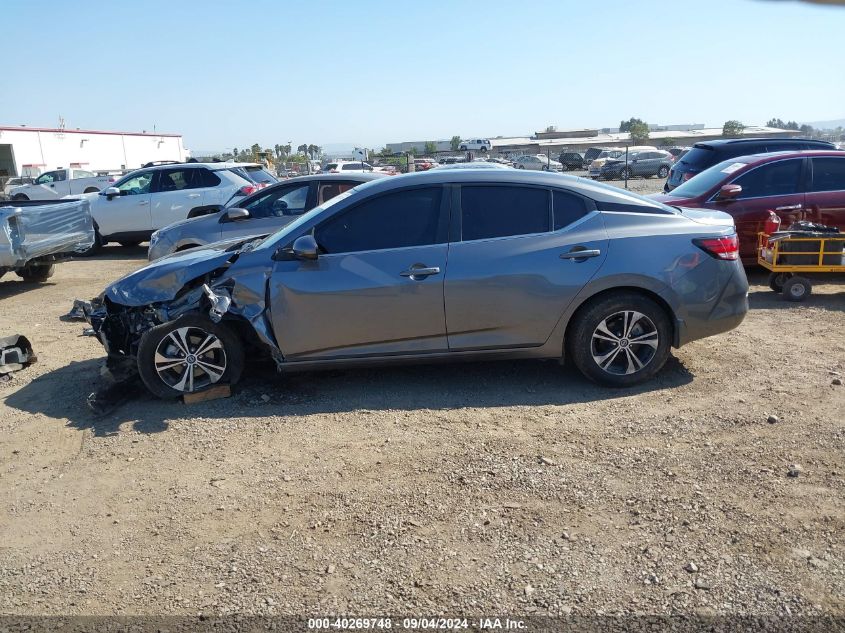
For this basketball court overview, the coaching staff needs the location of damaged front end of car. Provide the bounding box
[83,238,283,385]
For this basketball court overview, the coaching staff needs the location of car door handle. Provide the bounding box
[560,248,601,259]
[188,193,201,198]
[775,204,802,211]
[400,265,441,279]
[139,200,149,206]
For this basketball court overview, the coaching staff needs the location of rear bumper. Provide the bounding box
[669,259,749,347]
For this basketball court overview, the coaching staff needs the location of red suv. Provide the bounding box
[652,151,845,263]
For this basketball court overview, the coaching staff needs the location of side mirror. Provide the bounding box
[222,207,250,222]
[103,186,120,200]
[291,234,319,260]
[717,184,742,200]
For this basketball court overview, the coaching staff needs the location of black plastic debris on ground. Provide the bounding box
[59,299,89,322]
[0,335,36,382]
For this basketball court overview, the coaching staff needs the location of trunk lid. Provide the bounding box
[676,206,735,229]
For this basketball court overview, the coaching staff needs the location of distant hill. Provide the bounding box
[803,118,845,130]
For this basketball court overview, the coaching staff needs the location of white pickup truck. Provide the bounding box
[9,168,115,201]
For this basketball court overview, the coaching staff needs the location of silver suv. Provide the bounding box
[85,169,748,398]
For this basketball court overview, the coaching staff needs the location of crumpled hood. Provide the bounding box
[103,236,258,306]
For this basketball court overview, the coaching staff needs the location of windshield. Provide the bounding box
[667,158,748,198]
[258,187,358,249]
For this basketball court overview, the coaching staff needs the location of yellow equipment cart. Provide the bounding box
[758,232,845,301]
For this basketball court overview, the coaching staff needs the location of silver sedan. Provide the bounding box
[88,169,748,398]
[147,173,385,260]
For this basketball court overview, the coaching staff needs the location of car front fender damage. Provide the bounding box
[84,267,284,385]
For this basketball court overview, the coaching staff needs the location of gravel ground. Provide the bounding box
[0,175,843,619]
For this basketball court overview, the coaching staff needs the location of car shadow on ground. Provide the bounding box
[4,355,694,435]
[0,277,59,299]
[79,244,148,262]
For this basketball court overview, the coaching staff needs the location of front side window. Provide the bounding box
[461,185,550,241]
[732,159,803,199]
[116,170,154,195]
[244,183,310,218]
[810,158,845,193]
[316,187,444,254]
[35,171,57,184]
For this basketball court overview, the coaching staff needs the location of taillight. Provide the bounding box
[237,185,257,196]
[693,234,739,261]
[763,211,781,235]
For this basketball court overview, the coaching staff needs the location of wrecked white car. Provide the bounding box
[0,198,95,282]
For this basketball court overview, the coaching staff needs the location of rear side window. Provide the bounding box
[245,167,276,184]
[678,146,718,170]
[811,157,845,192]
[324,163,338,171]
[316,187,444,254]
[732,159,803,199]
[553,191,590,230]
[198,168,221,187]
[342,164,362,171]
[461,186,550,241]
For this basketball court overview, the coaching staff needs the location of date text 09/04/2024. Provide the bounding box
[307,617,527,630]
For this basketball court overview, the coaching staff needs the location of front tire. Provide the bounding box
[569,292,672,387]
[658,166,669,178]
[17,263,55,282]
[118,241,141,247]
[137,315,245,399]
[782,276,811,302]
[83,187,99,193]
[620,167,632,180]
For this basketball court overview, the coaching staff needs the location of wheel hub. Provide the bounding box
[153,327,227,393]
[590,311,658,376]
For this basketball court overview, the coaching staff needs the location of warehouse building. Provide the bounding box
[0,125,188,178]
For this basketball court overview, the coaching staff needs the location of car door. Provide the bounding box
[709,158,805,261]
[445,186,608,350]
[29,170,66,199]
[150,167,205,229]
[222,181,314,241]
[269,185,450,360]
[805,156,845,231]
[94,169,156,237]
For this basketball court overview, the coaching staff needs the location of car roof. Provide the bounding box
[718,149,845,164]
[347,168,673,210]
[694,137,834,149]
[272,173,386,185]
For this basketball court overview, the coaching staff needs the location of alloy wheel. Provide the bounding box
[153,326,228,392]
[590,310,659,375]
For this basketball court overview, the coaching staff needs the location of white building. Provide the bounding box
[0,125,188,178]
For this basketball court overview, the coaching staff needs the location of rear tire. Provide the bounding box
[782,276,811,302]
[658,166,669,178]
[12,194,29,201]
[620,167,632,180]
[768,272,791,293]
[137,315,245,399]
[17,263,55,282]
[569,292,672,387]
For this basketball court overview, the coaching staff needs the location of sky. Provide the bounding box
[2,0,844,153]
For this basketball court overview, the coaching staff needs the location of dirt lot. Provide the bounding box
[1,176,844,619]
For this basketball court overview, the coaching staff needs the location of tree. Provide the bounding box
[629,121,650,145]
[767,118,801,131]
[722,120,745,138]
[424,141,437,155]
[450,136,462,151]
[620,117,645,133]
[799,124,815,137]
[307,144,321,159]
[250,143,261,158]
[232,147,239,158]
[659,137,676,147]
[408,146,420,156]
[297,144,308,155]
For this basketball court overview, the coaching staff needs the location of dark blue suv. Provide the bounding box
[664,137,837,191]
